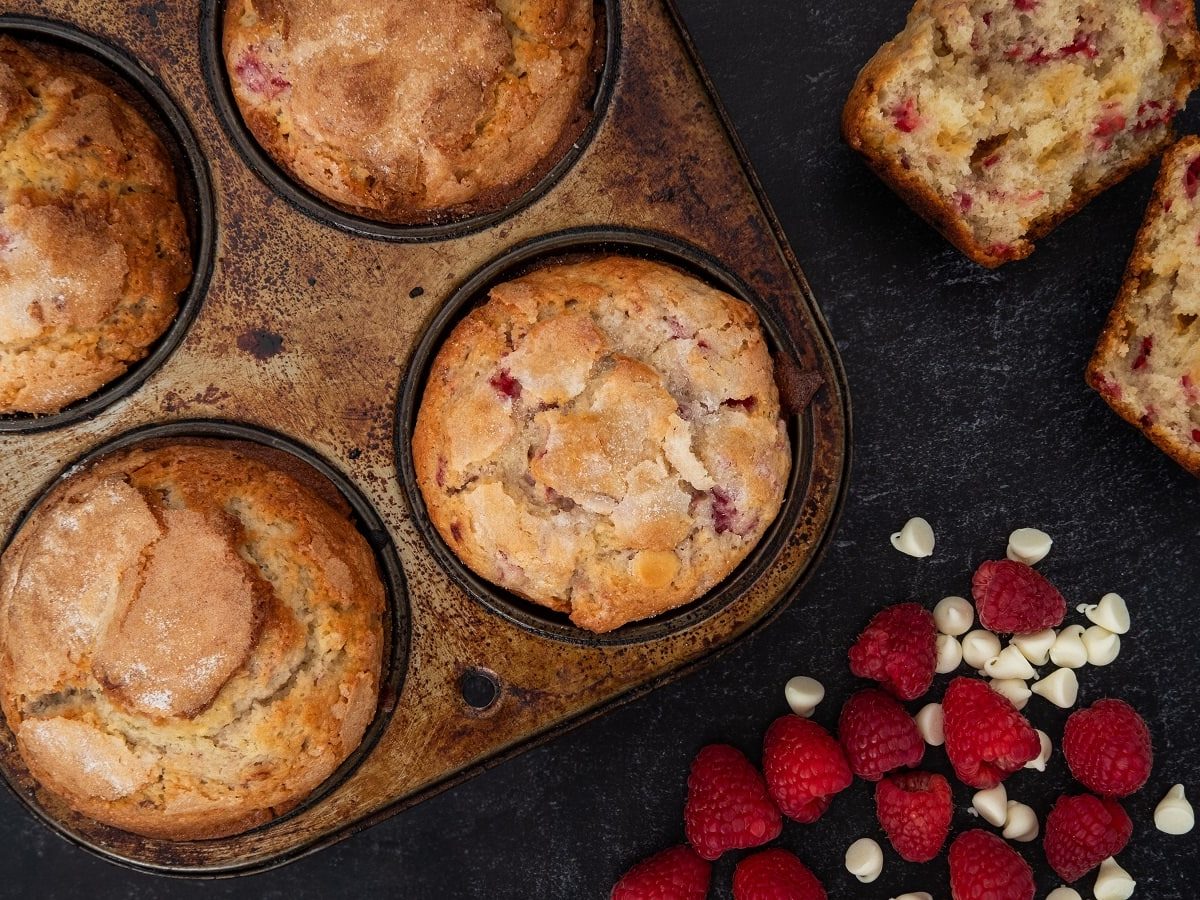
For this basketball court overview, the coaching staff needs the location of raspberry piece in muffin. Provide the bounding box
[843,0,1200,266]
[1088,136,1200,475]
[412,257,792,633]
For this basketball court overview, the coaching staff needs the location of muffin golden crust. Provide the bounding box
[843,0,1200,267]
[0,443,386,840]
[0,37,192,415]
[413,257,792,634]
[223,0,596,221]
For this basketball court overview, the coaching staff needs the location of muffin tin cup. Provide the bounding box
[0,420,409,869]
[397,227,816,646]
[0,16,216,435]
[0,0,848,876]
[199,0,620,241]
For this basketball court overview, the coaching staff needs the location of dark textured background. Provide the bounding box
[4,0,1199,896]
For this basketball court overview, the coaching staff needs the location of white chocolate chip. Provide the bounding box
[890,894,933,900]
[1050,625,1088,669]
[1046,889,1083,900]
[1082,626,1121,667]
[1154,784,1195,835]
[1024,729,1053,772]
[936,634,963,674]
[1006,527,1052,565]
[962,630,1002,670]
[972,784,1008,827]
[989,678,1031,711]
[1083,593,1130,635]
[784,676,825,717]
[915,702,944,747]
[1011,628,1056,666]
[845,838,883,883]
[1030,668,1079,708]
[933,596,974,636]
[984,645,1037,680]
[890,517,934,558]
[1094,856,1135,900]
[1002,800,1039,841]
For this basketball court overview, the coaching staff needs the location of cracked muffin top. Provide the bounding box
[0,443,386,840]
[0,37,192,415]
[222,0,596,221]
[412,256,792,634]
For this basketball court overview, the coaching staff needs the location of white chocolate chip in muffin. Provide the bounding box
[890,517,934,557]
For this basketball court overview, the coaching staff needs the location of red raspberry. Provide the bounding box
[762,715,853,823]
[948,830,1035,900]
[848,602,937,700]
[1062,699,1153,798]
[612,846,711,900]
[971,560,1067,633]
[1043,793,1133,882]
[875,771,953,862]
[683,744,782,861]
[838,689,924,781]
[942,677,1040,789]
[733,848,827,900]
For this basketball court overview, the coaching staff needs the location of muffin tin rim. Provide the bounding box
[395,225,818,647]
[0,419,410,855]
[0,15,217,435]
[198,0,622,242]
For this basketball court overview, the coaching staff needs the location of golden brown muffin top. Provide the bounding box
[0,443,386,840]
[0,37,192,415]
[223,0,595,219]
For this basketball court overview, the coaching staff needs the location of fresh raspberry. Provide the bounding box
[762,715,853,823]
[948,830,1035,900]
[837,689,924,781]
[848,602,937,700]
[1043,793,1133,883]
[972,560,1067,633]
[942,677,1040,789]
[1063,699,1153,798]
[875,771,953,863]
[732,849,827,900]
[611,846,711,900]
[683,744,782,861]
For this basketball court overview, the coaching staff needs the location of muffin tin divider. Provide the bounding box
[0,0,849,875]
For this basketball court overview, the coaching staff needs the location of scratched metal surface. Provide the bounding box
[0,0,847,877]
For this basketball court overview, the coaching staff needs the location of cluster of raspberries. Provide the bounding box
[612,558,1155,899]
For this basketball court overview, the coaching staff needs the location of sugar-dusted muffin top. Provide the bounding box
[223,0,595,220]
[0,37,192,415]
[1089,136,1200,475]
[413,256,792,634]
[844,0,1200,267]
[0,444,386,840]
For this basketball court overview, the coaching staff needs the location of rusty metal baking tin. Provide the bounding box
[0,0,851,877]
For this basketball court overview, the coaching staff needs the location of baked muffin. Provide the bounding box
[0,37,192,415]
[413,257,792,634]
[223,0,596,221]
[1088,136,1200,476]
[0,442,386,840]
[843,0,1200,267]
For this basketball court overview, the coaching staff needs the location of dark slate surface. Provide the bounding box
[4,0,1199,897]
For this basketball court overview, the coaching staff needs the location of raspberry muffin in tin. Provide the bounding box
[413,256,792,634]
[0,37,192,415]
[0,443,386,839]
[222,0,597,221]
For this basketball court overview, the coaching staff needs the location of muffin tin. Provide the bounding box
[0,0,849,876]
